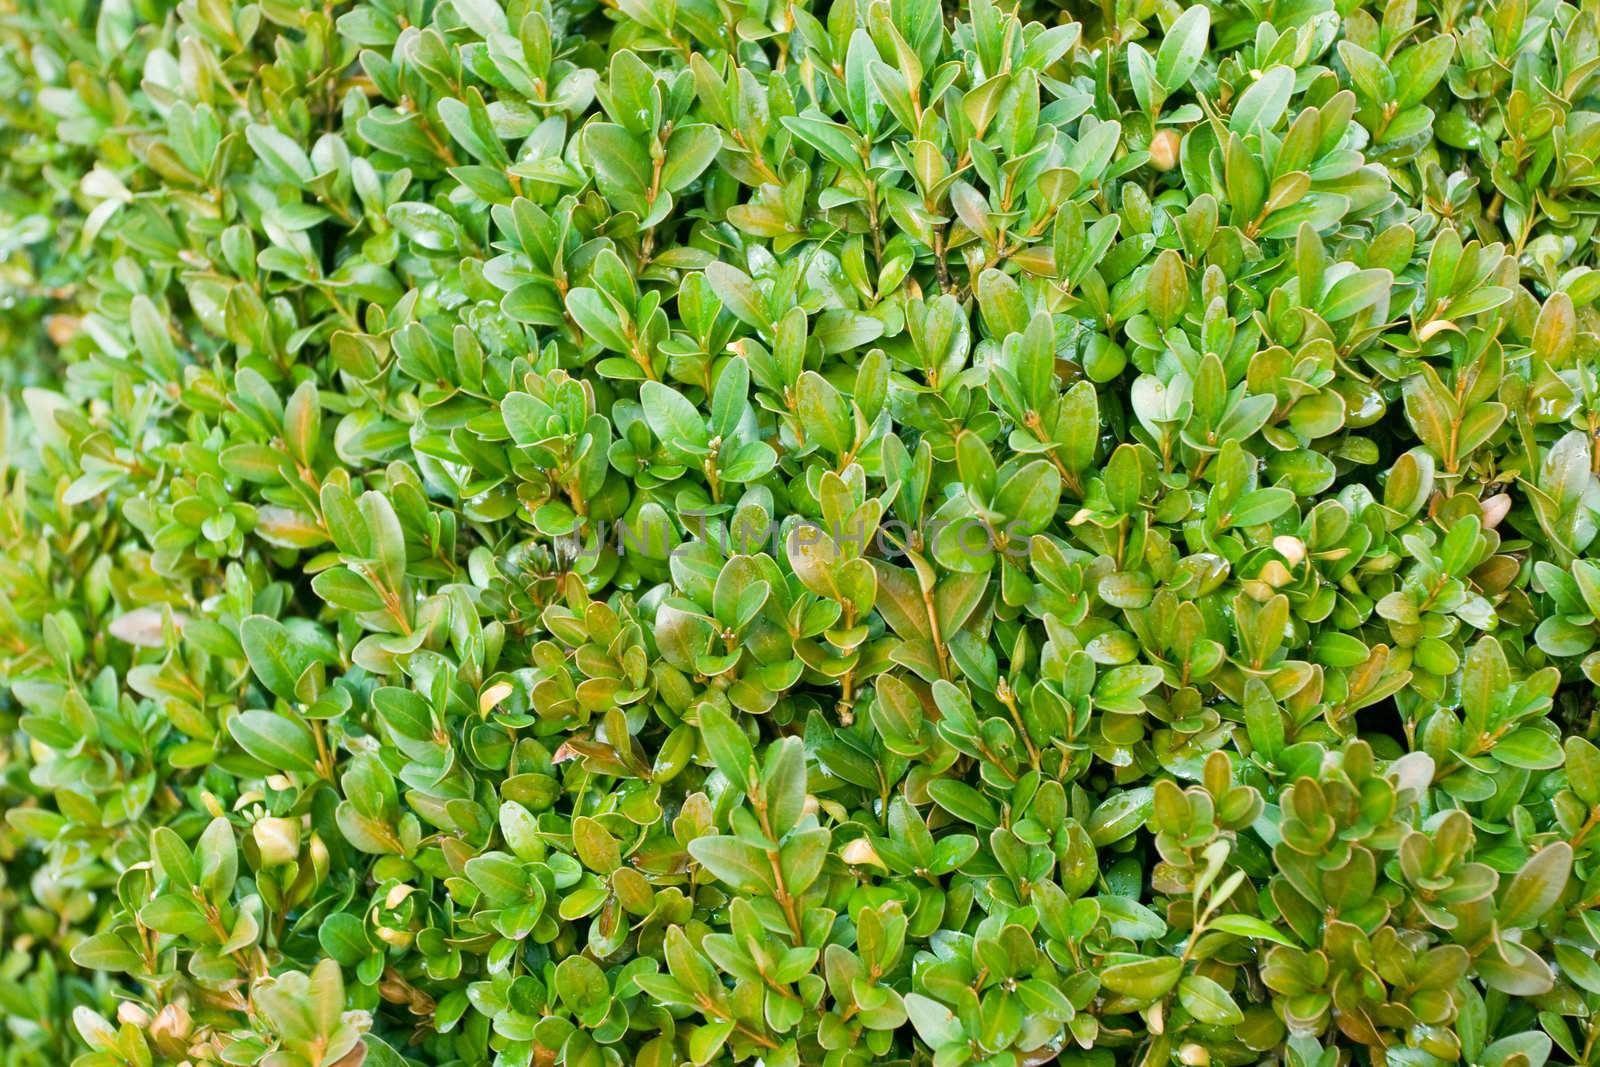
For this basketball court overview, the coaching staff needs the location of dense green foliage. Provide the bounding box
[4,0,1600,1065]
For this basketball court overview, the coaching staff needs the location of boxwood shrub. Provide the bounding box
[3,0,1600,1065]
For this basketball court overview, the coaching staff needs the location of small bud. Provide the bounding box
[479,680,514,716]
[1417,318,1459,342]
[1150,128,1182,171]
[1180,1043,1210,1066]
[331,1046,367,1067]
[1273,535,1307,568]
[1241,578,1277,603]
[308,832,331,881]
[1258,560,1293,588]
[118,1002,152,1028]
[840,837,883,868]
[1480,493,1511,529]
[252,816,301,867]
[375,925,414,948]
[47,315,81,346]
[380,972,413,1005]
[150,1004,193,1047]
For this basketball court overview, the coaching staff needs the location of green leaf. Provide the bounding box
[465,852,529,904]
[573,816,622,873]
[1394,35,1455,109]
[585,122,650,197]
[1224,487,1295,528]
[555,956,611,1025]
[1178,975,1244,1024]
[1206,914,1297,945]
[387,202,459,251]
[227,710,319,773]
[1088,787,1154,846]
[705,261,770,330]
[1146,248,1188,328]
[1230,66,1294,134]
[1100,956,1183,1000]
[995,460,1061,533]
[566,288,630,352]
[1566,737,1600,806]
[151,826,197,890]
[661,125,724,192]
[698,705,756,791]
[780,114,866,177]
[687,835,775,893]
[796,371,853,456]
[779,827,829,893]
[1495,727,1563,770]
[360,491,408,594]
[452,0,508,36]
[1322,268,1392,321]
[928,778,1000,827]
[70,932,142,972]
[239,615,312,701]
[197,816,237,899]
[1498,842,1572,927]
[318,913,372,966]
[641,381,711,457]
[246,124,314,183]
[905,994,965,1047]
[1156,7,1210,92]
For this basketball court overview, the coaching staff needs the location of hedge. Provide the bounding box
[3,0,1600,1066]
